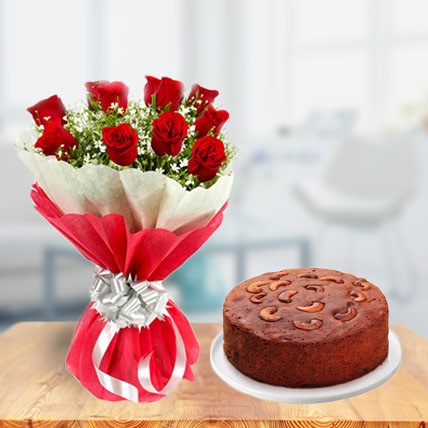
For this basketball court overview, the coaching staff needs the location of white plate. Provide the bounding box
[210,329,401,403]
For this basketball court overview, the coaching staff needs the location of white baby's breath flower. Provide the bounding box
[155,167,164,174]
[179,158,188,168]
[179,105,192,115]
[186,104,197,113]
[141,139,151,149]
[171,163,179,173]
[83,153,92,165]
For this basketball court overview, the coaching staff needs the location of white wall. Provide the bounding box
[3,0,428,142]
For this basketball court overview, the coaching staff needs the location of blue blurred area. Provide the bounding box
[170,253,226,312]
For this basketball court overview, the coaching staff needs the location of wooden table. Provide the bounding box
[0,323,427,427]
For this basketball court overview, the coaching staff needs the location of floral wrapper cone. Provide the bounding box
[32,184,227,402]
[18,138,233,234]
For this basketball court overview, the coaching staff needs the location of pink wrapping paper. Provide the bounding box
[31,184,226,402]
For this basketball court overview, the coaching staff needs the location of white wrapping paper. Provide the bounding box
[17,128,233,234]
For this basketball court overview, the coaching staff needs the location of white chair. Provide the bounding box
[294,136,419,298]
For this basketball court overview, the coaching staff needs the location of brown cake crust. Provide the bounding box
[223,268,389,387]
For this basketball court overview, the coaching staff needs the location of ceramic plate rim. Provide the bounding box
[210,329,402,403]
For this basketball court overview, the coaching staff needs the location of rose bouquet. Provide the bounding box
[17,77,234,402]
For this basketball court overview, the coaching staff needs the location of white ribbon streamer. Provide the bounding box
[90,267,188,402]
[92,321,140,403]
[138,314,187,395]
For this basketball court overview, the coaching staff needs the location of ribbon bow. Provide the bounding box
[91,267,169,328]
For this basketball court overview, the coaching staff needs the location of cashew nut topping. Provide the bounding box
[259,306,282,322]
[278,290,298,303]
[269,271,289,280]
[249,292,267,304]
[297,302,325,313]
[349,290,367,302]
[297,273,318,279]
[353,279,372,290]
[304,284,325,293]
[246,281,269,294]
[319,275,344,284]
[334,306,357,321]
[293,319,322,331]
[269,280,292,291]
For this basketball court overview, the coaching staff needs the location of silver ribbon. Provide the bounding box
[90,267,187,402]
[90,267,169,328]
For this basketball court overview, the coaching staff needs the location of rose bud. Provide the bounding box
[102,123,138,166]
[85,81,129,113]
[194,105,229,137]
[144,76,161,106]
[85,80,108,108]
[188,136,227,182]
[144,76,184,111]
[151,111,188,157]
[27,95,66,126]
[34,119,77,159]
[187,84,219,115]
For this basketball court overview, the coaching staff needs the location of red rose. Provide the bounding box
[194,105,229,138]
[102,123,138,166]
[144,76,184,111]
[85,81,129,113]
[188,136,227,182]
[151,111,188,156]
[187,84,219,115]
[34,119,77,159]
[27,95,66,126]
[144,76,160,105]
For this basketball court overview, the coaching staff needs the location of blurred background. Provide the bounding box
[1,0,428,337]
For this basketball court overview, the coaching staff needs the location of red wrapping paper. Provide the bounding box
[31,184,226,402]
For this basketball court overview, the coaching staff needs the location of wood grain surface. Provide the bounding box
[0,322,426,427]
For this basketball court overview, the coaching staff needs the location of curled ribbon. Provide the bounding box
[90,267,186,402]
[91,267,169,328]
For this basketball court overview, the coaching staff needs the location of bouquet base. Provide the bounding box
[66,301,199,403]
